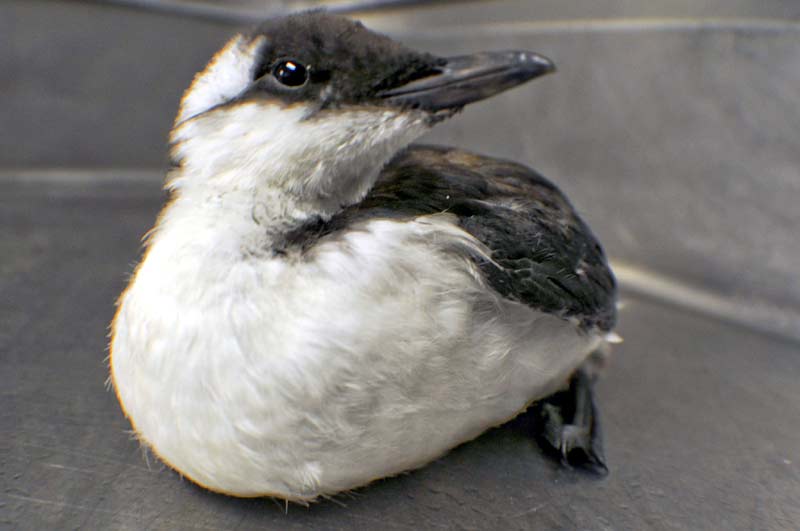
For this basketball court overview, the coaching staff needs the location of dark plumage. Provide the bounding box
[246,11,444,107]
[281,145,617,332]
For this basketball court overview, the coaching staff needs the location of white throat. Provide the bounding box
[163,102,429,251]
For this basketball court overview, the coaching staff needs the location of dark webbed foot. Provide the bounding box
[533,367,608,475]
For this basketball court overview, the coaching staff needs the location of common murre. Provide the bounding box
[110,11,618,502]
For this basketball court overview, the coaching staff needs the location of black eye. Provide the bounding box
[273,60,308,87]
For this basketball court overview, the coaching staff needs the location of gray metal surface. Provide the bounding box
[3,175,800,530]
[85,0,460,24]
[3,0,800,529]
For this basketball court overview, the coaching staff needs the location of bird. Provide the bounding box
[110,10,618,502]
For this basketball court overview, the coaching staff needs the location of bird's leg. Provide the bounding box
[532,361,608,475]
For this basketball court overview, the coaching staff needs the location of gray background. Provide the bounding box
[2,1,799,529]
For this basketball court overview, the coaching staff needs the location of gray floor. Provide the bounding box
[3,1,800,529]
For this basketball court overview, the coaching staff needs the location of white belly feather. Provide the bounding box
[111,213,600,500]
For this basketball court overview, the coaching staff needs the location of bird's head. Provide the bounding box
[169,11,554,218]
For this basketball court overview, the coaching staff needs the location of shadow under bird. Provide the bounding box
[110,11,618,502]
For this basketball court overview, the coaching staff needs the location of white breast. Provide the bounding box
[110,212,601,501]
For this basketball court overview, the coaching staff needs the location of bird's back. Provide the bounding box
[285,145,617,333]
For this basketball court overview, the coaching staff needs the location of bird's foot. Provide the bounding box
[533,366,608,475]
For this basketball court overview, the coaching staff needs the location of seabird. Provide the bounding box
[110,11,618,502]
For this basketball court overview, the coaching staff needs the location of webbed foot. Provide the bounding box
[533,367,608,475]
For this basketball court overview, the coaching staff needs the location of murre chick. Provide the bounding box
[110,11,618,502]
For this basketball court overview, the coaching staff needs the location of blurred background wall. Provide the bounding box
[2,0,799,340]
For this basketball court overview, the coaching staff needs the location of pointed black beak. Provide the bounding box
[378,50,555,111]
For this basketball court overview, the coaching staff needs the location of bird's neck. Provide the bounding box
[156,103,429,256]
[151,175,325,259]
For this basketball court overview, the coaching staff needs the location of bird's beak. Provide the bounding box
[378,50,555,111]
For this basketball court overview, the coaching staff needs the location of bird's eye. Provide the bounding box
[272,60,308,87]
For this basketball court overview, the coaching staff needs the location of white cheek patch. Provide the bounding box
[177,35,265,124]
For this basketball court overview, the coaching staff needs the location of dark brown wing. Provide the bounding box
[285,145,617,331]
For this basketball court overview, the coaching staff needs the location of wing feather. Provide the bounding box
[285,145,617,331]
